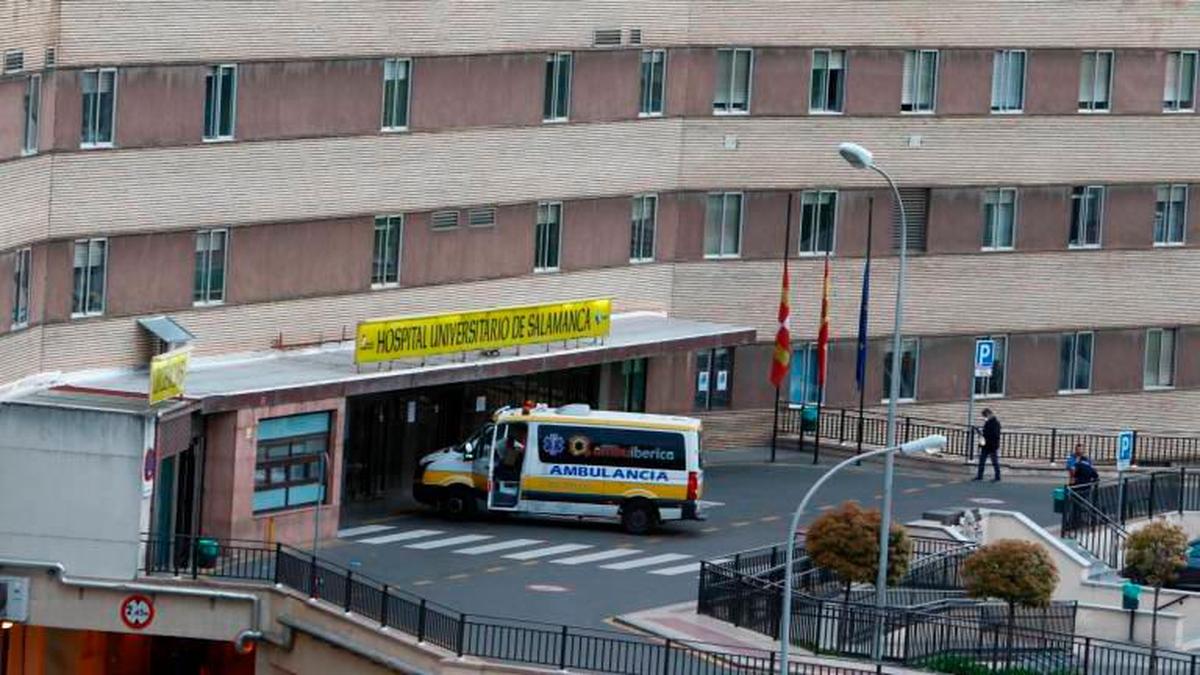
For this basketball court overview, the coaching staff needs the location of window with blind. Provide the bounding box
[902,50,938,113]
[714,48,752,114]
[253,412,332,513]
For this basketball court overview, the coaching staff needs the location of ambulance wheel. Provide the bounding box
[620,500,658,535]
[440,487,477,519]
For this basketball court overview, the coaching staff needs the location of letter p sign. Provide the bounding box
[974,340,995,378]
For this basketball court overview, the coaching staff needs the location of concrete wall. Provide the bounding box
[0,403,146,580]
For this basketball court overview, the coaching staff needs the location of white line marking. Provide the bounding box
[648,557,732,577]
[503,543,592,560]
[454,539,544,555]
[359,529,444,545]
[551,549,642,565]
[406,534,493,550]
[337,524,396,538]
[600,553,691,570]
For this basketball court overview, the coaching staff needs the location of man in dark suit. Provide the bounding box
[973,408,1002,482]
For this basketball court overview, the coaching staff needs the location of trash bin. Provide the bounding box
[196,537,220,568]
[800,406,819,432]
[1052,486,1066,514]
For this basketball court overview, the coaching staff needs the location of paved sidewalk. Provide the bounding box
[614,601,927,675]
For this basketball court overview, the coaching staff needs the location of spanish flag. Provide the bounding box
[816,256,832,387]
[768,266,791,388]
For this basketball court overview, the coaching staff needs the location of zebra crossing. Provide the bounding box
[337,525,722,577]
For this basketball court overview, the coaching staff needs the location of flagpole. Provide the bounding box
[771,193,794,463]
[813,251,828,466]
[856,196,874,456]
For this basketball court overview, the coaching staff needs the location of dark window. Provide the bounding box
[695,347,733,410]
[639,49,666,116]
[536,423,685,471]
[544,52,572,121]
[203,64,237,140]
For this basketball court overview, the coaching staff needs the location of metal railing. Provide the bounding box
[141,535,879,675]
[697,561,1200,673]
[779,403,1200,466]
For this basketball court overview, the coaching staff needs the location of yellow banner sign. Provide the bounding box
[355,298,612,364]
[149,347,191,405]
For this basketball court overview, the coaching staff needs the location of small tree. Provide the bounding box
[962,540,1059,669]
[1125,519,1188,673]
[807,501,913,602]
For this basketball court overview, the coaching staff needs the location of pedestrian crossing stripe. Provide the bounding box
[339,527,719,576]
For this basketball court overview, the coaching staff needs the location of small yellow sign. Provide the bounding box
[149,347,191,405]
[355,298,612,364]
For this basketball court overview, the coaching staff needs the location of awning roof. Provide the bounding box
[66,312,756,413]
[137,315,196,345]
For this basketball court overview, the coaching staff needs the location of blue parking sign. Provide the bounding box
[974,340,995,378]
[1117,430,1135,472]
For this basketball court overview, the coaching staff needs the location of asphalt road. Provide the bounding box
[322,448,1065,631]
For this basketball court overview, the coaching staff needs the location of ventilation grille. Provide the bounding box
[627,29,643,45]
[431,210,460,230]
[43,47,55,69]
[3,50,24,73]
[467,207,496,227]
[593,28,622,47]
[891,187,929,253]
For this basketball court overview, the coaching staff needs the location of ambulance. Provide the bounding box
[413,403,705,534]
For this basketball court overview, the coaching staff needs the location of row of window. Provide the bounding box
[790,330,1180,405]
[5,182,1193,326]
[12,48,1198,156]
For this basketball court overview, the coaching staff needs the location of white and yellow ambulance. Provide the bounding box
[413,403,705,534]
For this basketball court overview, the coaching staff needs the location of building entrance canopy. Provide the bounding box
[68,313,756,413]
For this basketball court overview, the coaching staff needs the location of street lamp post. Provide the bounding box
[777,435,946,673]
[837,142,911,666]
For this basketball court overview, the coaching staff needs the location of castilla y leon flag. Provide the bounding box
[816,256,832,387]
[768,266,791,388]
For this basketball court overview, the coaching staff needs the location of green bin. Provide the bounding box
[196,537,220,568]
[800,406,819,432]
[1052,486,1066,514]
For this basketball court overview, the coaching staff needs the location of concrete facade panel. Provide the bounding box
[1104,184,1155,250]
[237,60,382,141]
[0,249,13,332]
[1177,326,1200,390]
[572,50,640,123]
[653,191,682,262]
[664,48,714,118]
[752,48,807,117]
[41,239,72,323]
[937,49,992,115]
[227,218,372,305]
[1113,50,1168,115]
[844,48,902,116]
[740,190,788,259]
[834,189,890,258]
[1016,186,1070,252]
[671,191,707,261]
[51,68,83,151]
[560,196,632,271]
[1005,332,1060,398]
[927,188,984,255]
[645,351,694,414]
[401,203,535,287]
[0,77,26,160]
[48,2,1200,67]
[1091,328,1144,393]
[105,231,194,316]
[201,411,237,541]
[114,64,206,148]
[916,335,971,403]
[730,342,774,410]
[1026,50,1081,115]
[409,53,543,130]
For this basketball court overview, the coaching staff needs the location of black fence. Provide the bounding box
[1060,468,1200,573]
[141,535,880,675]
[697,560,1200,673]
[779,403,1200,466]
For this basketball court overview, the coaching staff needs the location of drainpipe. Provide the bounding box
[0,557,263,649]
